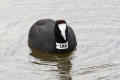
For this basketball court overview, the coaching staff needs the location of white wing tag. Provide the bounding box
[56,42,68,49]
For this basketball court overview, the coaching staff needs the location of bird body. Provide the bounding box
[28,19,77,53]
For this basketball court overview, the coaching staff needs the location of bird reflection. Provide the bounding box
[30,48,73,80]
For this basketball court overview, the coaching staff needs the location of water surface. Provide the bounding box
[0,0,120,80]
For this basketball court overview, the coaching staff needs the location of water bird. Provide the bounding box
[28,19,77,53]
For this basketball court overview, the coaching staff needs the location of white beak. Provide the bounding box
[58,23,67,41]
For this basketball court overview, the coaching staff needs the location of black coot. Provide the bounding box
[28,19,77,53]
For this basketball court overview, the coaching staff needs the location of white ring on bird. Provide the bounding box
[56,42,68,49]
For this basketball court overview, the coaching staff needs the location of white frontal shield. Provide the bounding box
[58,23,67,41]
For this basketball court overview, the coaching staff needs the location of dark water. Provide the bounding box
[30,49,73,80]
[1,0,120,80]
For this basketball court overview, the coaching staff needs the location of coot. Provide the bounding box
[28,19,77,53]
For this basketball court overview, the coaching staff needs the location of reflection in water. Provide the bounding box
[30,48,73,80]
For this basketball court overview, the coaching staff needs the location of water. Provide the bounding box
[0,0,120,80]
